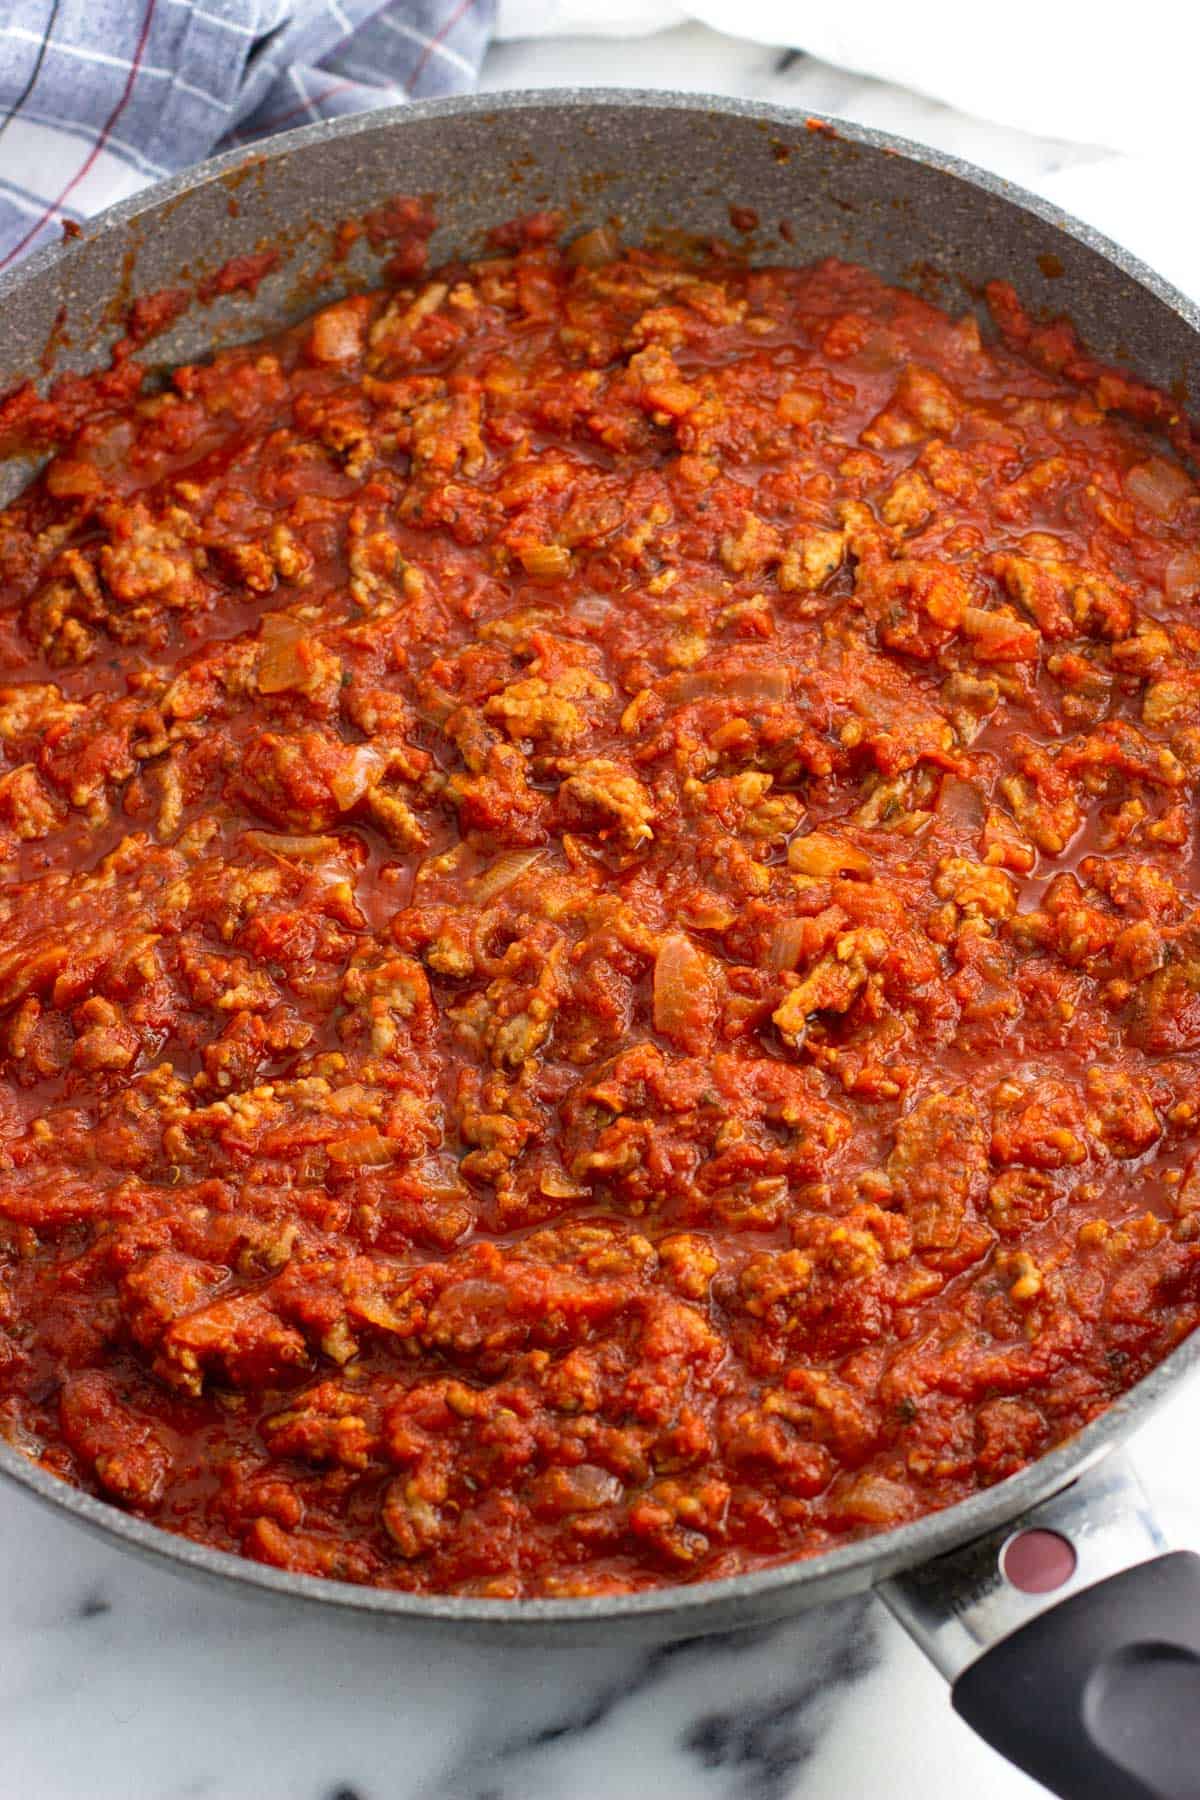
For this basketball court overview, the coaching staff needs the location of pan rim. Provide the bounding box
[0,85,1197,1628]
[3,85,1199,345]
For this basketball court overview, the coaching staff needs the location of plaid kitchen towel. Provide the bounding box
[0,0,495,270]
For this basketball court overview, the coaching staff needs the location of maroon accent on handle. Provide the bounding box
[1002,1529,1078,1595]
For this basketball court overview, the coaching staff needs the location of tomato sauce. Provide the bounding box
[0,217,1197,1595]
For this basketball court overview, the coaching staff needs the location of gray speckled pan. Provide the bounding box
[1,88,1200,1793]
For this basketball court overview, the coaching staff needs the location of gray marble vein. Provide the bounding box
[414,1609,878,1800]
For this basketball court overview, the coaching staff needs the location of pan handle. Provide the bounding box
[880,1452,1200,1798]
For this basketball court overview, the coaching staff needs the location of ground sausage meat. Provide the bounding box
[0,219,1197,1596]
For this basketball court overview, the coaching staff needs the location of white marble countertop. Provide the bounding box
[6,25,1199,1800]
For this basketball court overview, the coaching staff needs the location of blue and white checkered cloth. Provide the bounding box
[0,0,496,270]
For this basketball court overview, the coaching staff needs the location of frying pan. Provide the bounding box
[1,90,1199,1798]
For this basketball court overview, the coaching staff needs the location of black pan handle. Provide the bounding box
[880,1452,1200,1798]
[952,1549,1200,1799]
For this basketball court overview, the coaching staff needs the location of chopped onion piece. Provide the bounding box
[1165,548,1200,604]
[469,848,547,902]
[326,1131,394,1168]
[328,744,385,812]
[547,1464,622,1510]
[242,830,346,861]
[565,225,621,268]
[768,917,810,972]
[256,614,309,694]
[937,776,986,833]
[653,931,722,1053]
[829,1471,917,1526]
[665,668,790,705]
[1126,456,1192,520]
